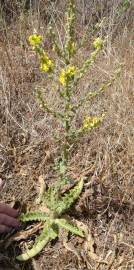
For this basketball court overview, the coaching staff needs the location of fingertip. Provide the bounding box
[0,224,11,234]
[0,204,18,217]
[9,207,19,218]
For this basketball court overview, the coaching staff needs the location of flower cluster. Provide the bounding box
[28,34,41,49]
[93,37,103,50]
[82,116,100,130]
[28,34,54,74]
[40,51,54,73]
[59,65,76,86]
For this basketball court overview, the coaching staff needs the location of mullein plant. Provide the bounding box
[16,0,121,261]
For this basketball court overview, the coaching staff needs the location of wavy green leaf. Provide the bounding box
[19,211,49,222]
[55,218,84,237]
[43,186,58,210]
[16,225,58,261]
[55,178,84,215]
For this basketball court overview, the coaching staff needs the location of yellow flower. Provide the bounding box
[83,116,100,130]
[28,34,41,48]
[40,59,54,73]
[40,63,50,73]
[68,65,76,77]
[40,54,54,73]
[59,65,76,86]
[47,59,54,69]
[59,69,67,86]
[93,38,103,50]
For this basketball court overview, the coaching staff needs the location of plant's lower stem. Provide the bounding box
[60,84,72,181]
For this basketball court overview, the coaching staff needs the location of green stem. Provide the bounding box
[60,84,72,180]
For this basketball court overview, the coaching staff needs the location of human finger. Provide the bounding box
[0,203,18,218]
[0,224,11,233]
[0,213,20,227]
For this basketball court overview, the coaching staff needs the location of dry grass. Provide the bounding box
[0,1,134,269]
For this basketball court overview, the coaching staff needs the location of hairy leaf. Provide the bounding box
[36,223,58,244]
[55,178,84,215]
[43,186,58,211]
[55,218,84,237]
[16,225,58,261]
[19,211,49,222]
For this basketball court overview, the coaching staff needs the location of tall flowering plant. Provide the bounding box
[16,0,121,261]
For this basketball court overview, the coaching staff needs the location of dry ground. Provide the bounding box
[0,1,134,269]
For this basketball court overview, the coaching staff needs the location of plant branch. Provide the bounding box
[37,90,64,119]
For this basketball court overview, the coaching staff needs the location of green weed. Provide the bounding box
[17,0,121,261]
